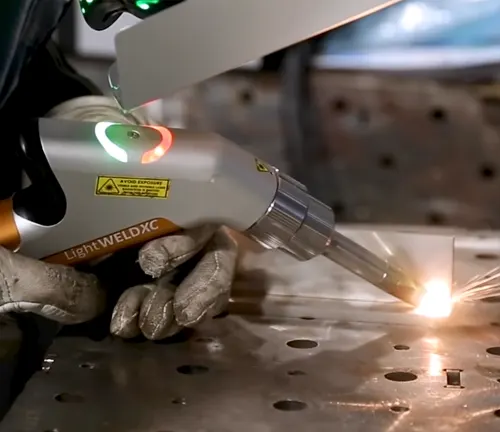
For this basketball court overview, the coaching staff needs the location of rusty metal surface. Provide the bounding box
[186,71,500,229]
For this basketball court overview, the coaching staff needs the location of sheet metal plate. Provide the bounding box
[3,316,500,432]
[3,228,500,431]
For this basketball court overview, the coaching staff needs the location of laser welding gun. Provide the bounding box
[0,0,426,306]
[0,119,424,306]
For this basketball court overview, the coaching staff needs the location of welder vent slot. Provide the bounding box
[444,369,464,388]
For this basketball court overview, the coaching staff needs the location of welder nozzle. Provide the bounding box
[323,230,426,307]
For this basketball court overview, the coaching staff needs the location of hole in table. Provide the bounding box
[476,253,499,260]
[171,397,187,405]
[480,164,496,180]
[384,372,417,382]
[43,429,60,432]
[300,316,315,321]
[496,378,500,383]
[176,365,209,375]
[287,339,318,349]
[494,409,500,418]
[393,345,410,351]
[379,154,396,170]
[444,369,464,388]
[79,362,95,369]
[331,98,348,112]
[390,405,410,413]
[426,212,446,226]
[288,370,307,376]
[429,108,447,122]
[238,89,254,105]
[273,400,307,411]
[54,393,85,403]
[487,347,500,356]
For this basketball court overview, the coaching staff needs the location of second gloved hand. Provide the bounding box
[47,96,239,339]
[111,225,237,339]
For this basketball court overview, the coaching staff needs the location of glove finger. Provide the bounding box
[110,284,153,339]
[174,228,238,327]
[138,225,217,278]
[138,277,181,340]
[0,247,104,324]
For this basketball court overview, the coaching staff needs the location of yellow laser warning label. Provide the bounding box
[95,176,170,199]
[255,159,269,173]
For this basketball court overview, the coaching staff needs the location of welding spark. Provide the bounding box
[414,279,453,318]
[453,266,500,303]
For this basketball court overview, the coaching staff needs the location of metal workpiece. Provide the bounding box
[112,0,401,109]
[7,227,500,432]
[4,307,500,431]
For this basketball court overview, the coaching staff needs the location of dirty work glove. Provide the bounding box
[0,96,238,340]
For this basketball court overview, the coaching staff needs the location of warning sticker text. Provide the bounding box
[95,176,170,199]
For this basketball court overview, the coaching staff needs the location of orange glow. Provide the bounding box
[414,279,453,319]
[141,125,173,164]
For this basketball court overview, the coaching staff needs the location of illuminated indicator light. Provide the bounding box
[136,0,160,10]
[81,7,86,13]
[141,126,173,164]
[86,0,93,4]
[95,122,128,163]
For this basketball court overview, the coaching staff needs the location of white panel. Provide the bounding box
[72,2,139,58]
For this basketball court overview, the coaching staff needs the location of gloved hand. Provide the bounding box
[0,96,238,340]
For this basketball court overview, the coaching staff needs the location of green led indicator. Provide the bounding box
[86,0,94,3]
[136,0,160,11]
[81,7,86,14]
[95,122,128,163]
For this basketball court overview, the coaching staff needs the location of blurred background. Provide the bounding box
[59,0,500,230]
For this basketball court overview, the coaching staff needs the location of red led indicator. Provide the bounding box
[141,125,173,164]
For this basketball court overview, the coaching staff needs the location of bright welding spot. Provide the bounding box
[414,279,453,318]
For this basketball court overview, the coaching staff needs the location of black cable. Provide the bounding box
[279,38,324,189]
